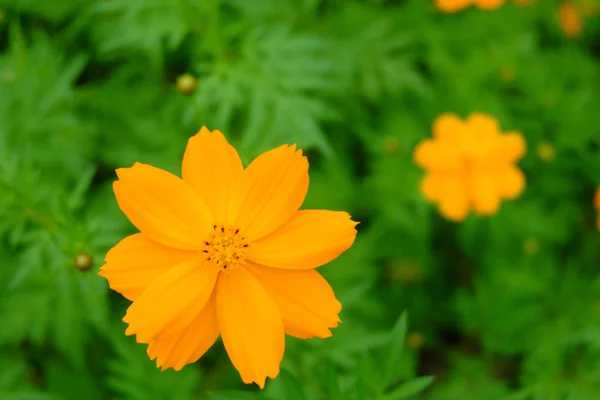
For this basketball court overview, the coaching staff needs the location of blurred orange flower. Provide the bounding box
[414,113,526,222]
[99,127,358,388]
[558,2,584,37]
[436,0,531,13]
[595,188,600,229]
[558,0,598,37]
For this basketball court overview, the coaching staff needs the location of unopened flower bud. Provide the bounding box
[74,252,93,271]
[177,73,197,95]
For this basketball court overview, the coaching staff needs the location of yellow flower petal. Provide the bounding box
[438,174,470,221]
[435,0,472,13]
[147,294,219,371]
[114,163,213,250]
[466,112,500,136]
[470,172,501,215]
[231,145,309,241]
[182,127,243,224]
[433,113,464,142]
[461,117,499,159]
[216,268,284,389]
[123,260,218,343]
[474,0,506,10]
[245,210,357,270]
[420,172,446,202]
[413,139,462,172]
[496,131,526,163]
[99,234,197,301]
[246,263,341,339]
[497,166,526,199]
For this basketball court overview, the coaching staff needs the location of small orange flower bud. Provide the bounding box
[592,300,600,316]
[74,252,93,271]
[523,237,539,254]
[537,142,556,163]
[541,93,557,108]
[390,261,422,284]
[383,137,400,154]
[176,73,197,95]
[406,332,425,350]
[581,0,598,16]
[500,67,517,83]
[0,10,4,24]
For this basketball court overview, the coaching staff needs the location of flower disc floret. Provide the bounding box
[204,225,249,270]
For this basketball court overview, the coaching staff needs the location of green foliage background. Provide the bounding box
[1,0,600,398]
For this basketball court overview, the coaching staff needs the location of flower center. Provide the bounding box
[202,225,249,271]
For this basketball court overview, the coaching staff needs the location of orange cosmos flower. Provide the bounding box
[435,0,530,12]
[595,188,600,229]
[413,113,526,222]
[436,0,472,13]
[474,0,506,10]
[558,1,584,37]
[99,127,358,388]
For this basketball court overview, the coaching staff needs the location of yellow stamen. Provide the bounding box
[202,225,249,271]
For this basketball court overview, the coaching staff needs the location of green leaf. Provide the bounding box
[0,393,59,400]
[384,312,408,386]
[265,369,317,400]
[208,391,259,400]
[381,376,434,400]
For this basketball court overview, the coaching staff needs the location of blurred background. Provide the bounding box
[1,0,600,399]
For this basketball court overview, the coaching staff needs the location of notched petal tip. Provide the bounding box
[232,142,309,240]
[245,264,342,340]
[156,360,187,372]
[193,126,212,137]
[182,125,242,224]
[217,268,285,390]
[190,126,228,142]
[123,323,136,337]
[248,366,280,389]
[246,210,357,270]
[115,162,145,179]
